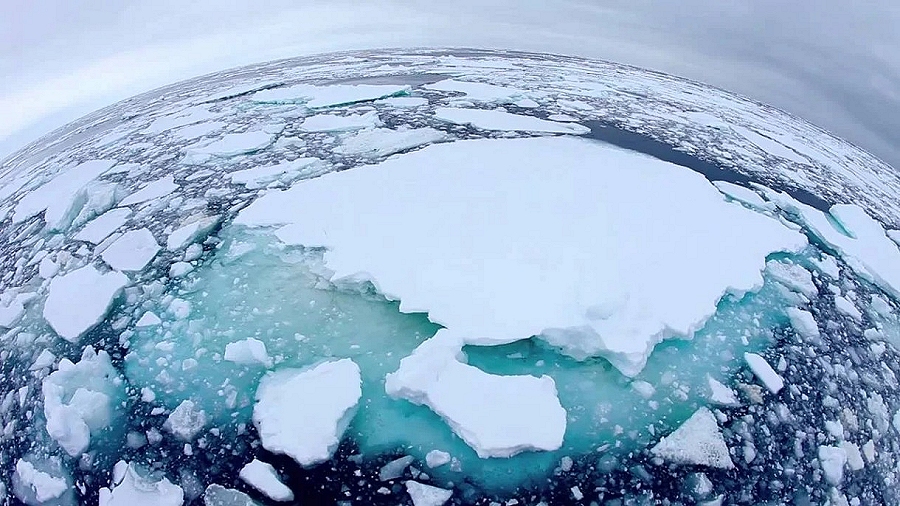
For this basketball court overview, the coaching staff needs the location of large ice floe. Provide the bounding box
[2,49,900,505]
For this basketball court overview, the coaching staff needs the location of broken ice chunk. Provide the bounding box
[42,347,125,456]
[299,111,381,132]
[0,292,27,328]
[253,359,361,466]
[834,296,863,322]
[166,216,221,251]
[74,208,132,244]
[765,260,818,298]
[385,334,567,459]
[164,400,207,441]
[744,353,784,394]
[786,307,820,340]
[818,445,847,485]
[425,450,451,469]
[405,480,453,506]
[204,484,260,506]
[434,107,590,134]
[712,181,771,211]
[13,159,117,228]
[706,375,740,407]
[42,265,128,342]
[186,131,274,158]
[334,127,448,158]
[98,461,184,506]
[120,176,179,206]
[224,338,273,368]
[101,228,160,272]
[424,79,526,103]
[376,96,428,108]
[135,311,161,327]
[239,459,293,502]
[651,407,734,469]
[12,457,73,504]
[228,159,321,190]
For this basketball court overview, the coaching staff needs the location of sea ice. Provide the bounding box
[379,455,415,481]
[119,176,179,206]
[203,485,259,506]
[300,111,381,132]
[239,459,293,502]
[99,461,184,506]
[13,159,117,230]
[186,131,274,158]
[164,400,207,441]
[236,136,807,377]
[786,307,821,340]
[0,292,29,328]
[228,158,321,190]
[706,375,740,406]
[405,480,453,506]
[173,121,227,140]
[376,96,429,108]
[42,347,124,456]
[224,338,273,368]
[765,260,818,298]
[818,445,847,485]
[100,228,160,272]
[424,79,527,102]
[425,450,451,468]
[12,458,71,504]
[253,359,361,466]
[166,215,221,251]
[834,296,863,322]
[73,208,132,244]
[334,127,449,158]
[251,84,410,107]
[650,407,734,469]
[434,107,590,134]
[385,335,567,458]
[143,106,219,135]
[42,265,128,341]
[744,352,785,394]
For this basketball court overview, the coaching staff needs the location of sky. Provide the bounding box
[1,0,899,168]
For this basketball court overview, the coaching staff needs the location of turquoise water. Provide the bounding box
[124,227,818,490]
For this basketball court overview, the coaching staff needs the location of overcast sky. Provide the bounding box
[2,0,898,168]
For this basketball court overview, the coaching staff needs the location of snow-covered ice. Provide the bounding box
[405,480,453,506]
[786,307,821,340]
[119,176,179,206]
[99,461,184,506]
[434,107,590,134]
[42,265,128,341]
[300,111,381,132]
[253,359,361,466]
[13,159,117,230]
[42,347,125,456]
[228,159,320,189]
[334,127,449,158]
[236,136,807,377]
[239,459,293,502]
[224,338,272,368]
[744,352,785,394]
[376,96,429,108]
[425,79,527,102]
[74,208,132,244]
[251,84,410,107]
[186,131,274,158]
[425,450,451,468]
[166,215,221,251]
[651,407,734,469]
[163,400,207,441]
[203,485,259,506]
[100,228,160,271]
[818,445,847,485]
[707,375,740,406]
[12,458,71,504]
[385,337,567,458]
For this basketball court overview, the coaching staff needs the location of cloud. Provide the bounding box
[1,0,898,168]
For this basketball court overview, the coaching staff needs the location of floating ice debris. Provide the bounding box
[203,484,259,506]
[0,292,28,328]
[253,359,361,466]
[786,307,821,340]
[164,400,207,441]
[119,176,179,206]
[187,131,274,158]
[706,375,741,407]
[818,445,847,485]
[237,136,807,378]
[99,461,184,506]
[379,455,415,481]
[834,295,863,322]
[168,262,193,278]
[224,338,273,368]
[239,459,293,502]
[73,208,132,244]
[300,111,381,132]
[228,158,321,190]
[405,480,453,506]
[173,121,227,140]
[386,336,567,458]
[101,228,160,271]
[765,260,818,298]
[42,265,128,342]
[29,349,56,370]
[744,353,785,394]
[143,106,219,135]
[38,256,59,279]
[135,311,161,327]
[42,347,125,456]
[12,457,72,504]
[424,79,527,102]
[166,215,221,251]
[631,380,656,399]
[334,127,449,158]
[13,159,117,229]
[434,107,590,134]
[651,407,734,469]
[376,96,429,107]
[425,450,452,469]
[251,84,411,107]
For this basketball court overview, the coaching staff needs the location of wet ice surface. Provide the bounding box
[2,49,900,505]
